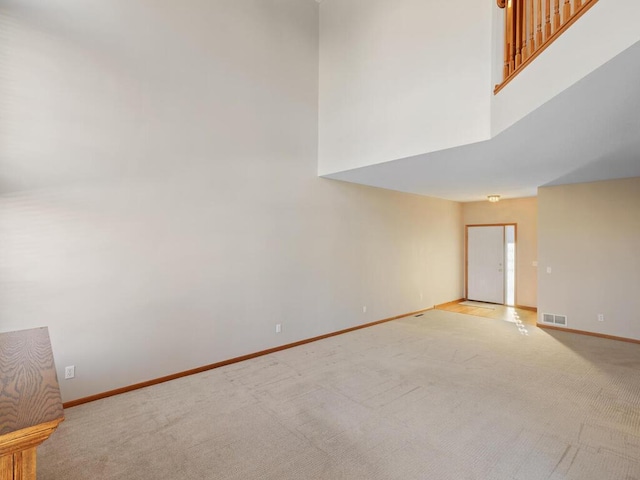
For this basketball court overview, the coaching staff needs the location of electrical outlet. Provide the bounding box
[64,365,75,379]
[597,314,604,322]
[546,267,552,274]
[275,323,282,333]
[362,306,367,313]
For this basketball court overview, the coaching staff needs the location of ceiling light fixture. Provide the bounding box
[487,195,501,203]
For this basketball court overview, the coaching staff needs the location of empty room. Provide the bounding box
[1,1,639,479]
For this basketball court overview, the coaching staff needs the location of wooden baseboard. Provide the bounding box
[434,298,465,309]
[516,305,537,312]
[537,323,640,345]
[63,306,434,409]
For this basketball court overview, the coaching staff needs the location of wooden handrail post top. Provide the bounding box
[0,327,64,480]
[0,419,64,457]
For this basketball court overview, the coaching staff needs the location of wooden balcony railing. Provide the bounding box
[495,0,599,93]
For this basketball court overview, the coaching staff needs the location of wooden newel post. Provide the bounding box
[0,328,64,480]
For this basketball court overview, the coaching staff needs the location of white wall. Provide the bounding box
[318,0,493,175]
[538,178,640,340]
[463,198,538,308]
[0,0,463,403]
[492,0,640,136]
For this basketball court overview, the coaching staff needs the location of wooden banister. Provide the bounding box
[495,0,599,94]
[0,328,64,480]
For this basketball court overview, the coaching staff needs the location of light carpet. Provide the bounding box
[38,309,640,479]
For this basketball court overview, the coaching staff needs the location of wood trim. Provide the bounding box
[0,328,64,480]
[0,328,64,436]
[494,0,599,94]
[537,323,640,345]
[0,418,63,456]
[63,306,438,409]
[516,304,537,312]
[0,455,11,478]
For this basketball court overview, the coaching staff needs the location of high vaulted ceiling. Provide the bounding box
[324,41,640,202]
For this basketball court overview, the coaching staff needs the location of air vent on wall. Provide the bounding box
[542,313,567,326]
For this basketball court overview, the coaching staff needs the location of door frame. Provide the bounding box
[465,223,517,305]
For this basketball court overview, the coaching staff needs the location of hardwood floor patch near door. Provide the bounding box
[460,301,496,309]
[437,300,537,325]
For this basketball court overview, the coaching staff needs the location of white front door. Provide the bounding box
[467,226,504,304]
